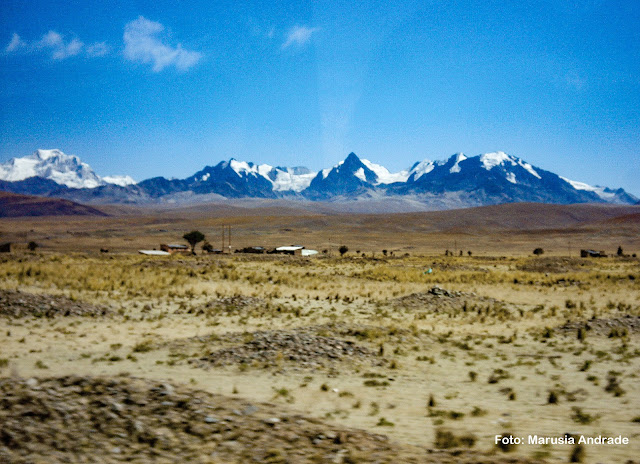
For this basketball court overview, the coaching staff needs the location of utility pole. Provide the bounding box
[221,226,225,253]
[228,225,231,253]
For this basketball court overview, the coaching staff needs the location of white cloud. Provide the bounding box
[282,25,318,49]
[5,33,26,52]
[86,42,110,57]
[5,30,108,60]
[123,16,202,72]
[37,31,83,60]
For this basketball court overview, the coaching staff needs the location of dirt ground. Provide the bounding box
[1,206,640,463]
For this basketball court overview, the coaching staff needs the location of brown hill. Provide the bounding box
[0,191,107,217]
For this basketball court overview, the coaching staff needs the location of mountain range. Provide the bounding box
[0,149,636,210]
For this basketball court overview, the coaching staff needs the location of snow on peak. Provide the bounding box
[505,172,517,184]
[409,159,435,180]
[560,176,616,200]
[35,149,67,160]
[479,151,541,179]
[480,151,516,170]
[229,159,259,177]
[223,158,314,192]
[0,149,135,188]
[449,153,467,173]
[269,167,315,192]
[354,167,367,182]
[361,159,409,184]
[102,175,137,187]
[517,159,541,179]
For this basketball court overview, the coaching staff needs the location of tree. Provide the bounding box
[27,241,38,251]
[202,241,214,253]
[339,245,349,256]
[617,245,623,256]
[533,248,544,256]
[183,230,205,254]
[467,250,472,257]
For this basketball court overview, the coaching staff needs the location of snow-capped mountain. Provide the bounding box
[0,149,636,208]
[0,149,135,189]
[138,159,316,199]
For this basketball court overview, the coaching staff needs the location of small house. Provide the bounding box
[160,243,190,254]
[237,246,266,254]
[275,245,304,255]
[580,249,606,258]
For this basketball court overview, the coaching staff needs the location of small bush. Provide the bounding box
[569,444,586,462]
[376,417,395,427]
[604,375,625,396]
[364,379,389,387]
[35,360,49,369]
[495,433,517,452]
[571,407,598,424]
[434,429,476,448]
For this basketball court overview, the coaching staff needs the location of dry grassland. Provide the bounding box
[1,244,639,463]
[1,204,640,462]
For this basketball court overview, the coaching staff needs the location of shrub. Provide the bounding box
[533,248,544,256]
[571,407,598,424]
[434,429,475,448]
[569,444,586,462]
[132,339,154,353]
[339,245,349,256]
[604,375,625,396]
[376,417,395,427]
[495,433,517,452]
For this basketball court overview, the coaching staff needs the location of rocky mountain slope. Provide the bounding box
[0,149,636,208]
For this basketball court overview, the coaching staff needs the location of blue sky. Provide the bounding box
[1,0,639,195]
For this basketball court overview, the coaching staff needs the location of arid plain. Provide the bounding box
[1,202,639,463]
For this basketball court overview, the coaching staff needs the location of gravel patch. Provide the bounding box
[557,316,640,336]
[0,289,110,318]
[189,329,376,370]
[394,286,504,314]
[0,375,538,463]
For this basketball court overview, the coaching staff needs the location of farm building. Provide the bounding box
[236,246,266,254]
[160,244,190,254]
[581,249,607,258]
[274,246,304,255]
[273,246,318,257]
[0,242,11,253]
